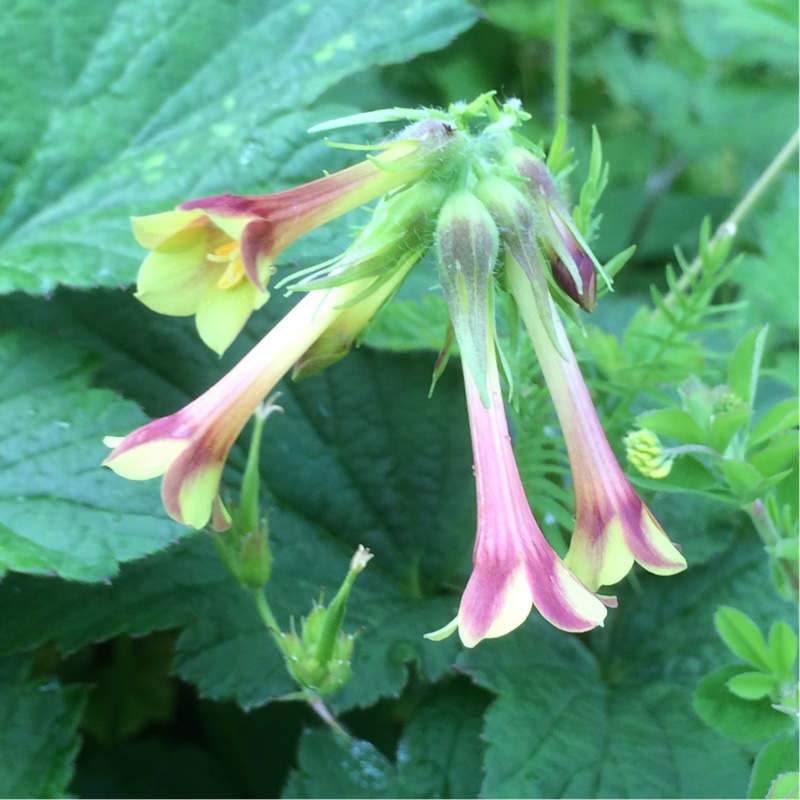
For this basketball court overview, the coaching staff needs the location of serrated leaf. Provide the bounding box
[0,307,475,710]
[460,622,750,799]
[0,0,478,295]
[0,675,88,798]
[749,733,800,800]
[694,664,795,743]
[726,670,778,700]
[0,330,187,581]
[714,606,772,670]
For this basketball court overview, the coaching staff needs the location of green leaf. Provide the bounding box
[749,431,799,478]
[768,621,799,680]
[0,673,88,797]
[710,407,752,453]
[715,606,773,670]
[768,772,800,800]
[284,730,398,799]
[729,326,769,409]
[0,302,475,710]
[637,407,707,445]
[283,683,488,799]
[0,0,478,295]
[726,670,778,700]
[0,329,187,581]
[460,623,750,799]
[749,734,800,799]
[721,459,769,502]
[694,664,795,743]
[750,399,800,450]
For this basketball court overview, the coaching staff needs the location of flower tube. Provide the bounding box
[507,257,687,591]
[104,276,399,530]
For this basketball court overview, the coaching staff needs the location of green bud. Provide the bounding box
[280,546,372,696]
[435,189,499,406]
[213,520,272,590]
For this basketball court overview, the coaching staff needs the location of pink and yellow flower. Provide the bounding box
[427,360,610,647]
[507,258,687,592]
[133,120,454,355]
[103,275,406,530]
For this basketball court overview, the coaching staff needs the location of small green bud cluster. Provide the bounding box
[624,429,675,479]
[281,545,373,696]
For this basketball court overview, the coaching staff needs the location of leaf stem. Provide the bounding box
[252,588,289,654]
[553,0,570,131]
[663,128,799,307]
[746,499,799,598]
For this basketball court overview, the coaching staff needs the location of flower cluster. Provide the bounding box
[104,94,686,648]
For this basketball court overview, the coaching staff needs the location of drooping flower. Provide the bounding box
[427,360,610,648]
[428,190,608,647]
[132,119,456,355]
[104,276,406,530]
[506,257,687,592]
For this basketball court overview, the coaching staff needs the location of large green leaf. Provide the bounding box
[0,292,474,709]
[284,683,488,798]
[0,669,88,798]
[0,329,187,581]
[460,623,750,799]
[0,0,478,295]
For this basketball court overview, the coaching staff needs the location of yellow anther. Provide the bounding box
[213,240,240,257]
[216,255,246,289]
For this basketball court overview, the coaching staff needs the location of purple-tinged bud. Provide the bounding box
[506,147,598,312]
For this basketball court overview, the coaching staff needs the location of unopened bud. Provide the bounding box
[213,519,272,589]
[624,429,674,479]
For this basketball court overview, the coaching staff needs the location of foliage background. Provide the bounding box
[0,0,797,797]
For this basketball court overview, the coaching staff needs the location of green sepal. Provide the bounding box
[435,189,499,406]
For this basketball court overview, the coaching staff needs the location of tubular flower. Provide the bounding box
[103,277,402,530]
[429,190,608,647]
[133,119,456,355]
[427,360,610,648]
[507,258,687,592]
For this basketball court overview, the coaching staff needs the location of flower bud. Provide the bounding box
[435,190,499,406]
[624,429,674,479]
[280,545,372,696]
[506,148,598,312]
[213,520,273,590]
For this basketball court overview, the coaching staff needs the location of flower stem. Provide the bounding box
[553,0,570,131]
[746,500,799,598]
[252,588,289,654]
[662,128,799,308]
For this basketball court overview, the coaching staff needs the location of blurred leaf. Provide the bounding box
[284,684,487,798]
[284,730,398,799]
[0,674,87,798]
[726,670,778,700]
[714,606,772,670]
[767,621,798,680]
[767,772,800,800]
[637,408,707,445]
[749,733,800,800]
[0,0,478,295]
[749,399,800,450]
[694,664,795,743]
[729,326,769,409]
[0,330,187,581]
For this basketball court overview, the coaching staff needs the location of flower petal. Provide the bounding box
[195,277,267,356]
